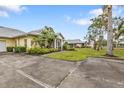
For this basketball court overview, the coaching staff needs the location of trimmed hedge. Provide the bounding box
[63,42,68,50]
[27,48,59,55]
[14,46,26,53]
[66,48,75,51]
[7,47,14,52]
[63,42,75,51]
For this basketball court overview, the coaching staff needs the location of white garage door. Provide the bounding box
[0,41,6,52]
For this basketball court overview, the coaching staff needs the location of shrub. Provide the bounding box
[27,48,49,54]
[27,48,38,54]
[55,48,60,52]
[14,46,26,53]
[66,48,75,51]
[85,46,91,48]
[49,48,60,52]
[49,48,56,52]
[27,48,59,55]
[63,42,68,50]
[7,47,14,52]
[40,48,51,54]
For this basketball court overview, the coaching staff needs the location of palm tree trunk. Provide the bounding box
[106,5,113,56]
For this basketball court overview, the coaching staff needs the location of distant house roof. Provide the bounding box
[0,26,26,38]
[66,39,84,44]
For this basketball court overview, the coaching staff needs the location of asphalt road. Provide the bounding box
[0,53,124,88]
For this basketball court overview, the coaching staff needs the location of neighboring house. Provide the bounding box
[0,26,64,52]
[86,40,94,48]
[116,36,124,47]
[66,39,84,48]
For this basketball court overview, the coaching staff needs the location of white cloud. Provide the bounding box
[89,6,124,18]
[89,8,103,17]
[64,6,124,26]
[0,11,9,17]
[0,5,26,13]
[0,5,27,17]
[72,18,91,26]
[64,15,90,26]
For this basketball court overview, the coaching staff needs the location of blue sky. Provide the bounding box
[0,5,123,40]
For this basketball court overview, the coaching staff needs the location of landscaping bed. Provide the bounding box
[7,46,26,53]
[6,46,60,55]
[27,47,60,55]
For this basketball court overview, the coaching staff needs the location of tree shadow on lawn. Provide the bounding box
[101,54,124,60]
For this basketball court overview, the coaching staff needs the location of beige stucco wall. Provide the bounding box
[15,35,36,48]
[0,35,36,48]
[0,38,15,47]
[0,34,64,50]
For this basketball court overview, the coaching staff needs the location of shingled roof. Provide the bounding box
[28,29,43,36]
[0,26,26,38]
[0,26,65,39]
[28,29,65,39]
[66,39,84,44]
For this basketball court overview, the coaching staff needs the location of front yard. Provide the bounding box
[47,48,124,61]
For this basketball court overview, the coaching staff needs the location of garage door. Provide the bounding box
[0,41,6,52]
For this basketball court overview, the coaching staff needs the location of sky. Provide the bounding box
[0,5,124,40]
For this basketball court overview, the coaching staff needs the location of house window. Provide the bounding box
[24,39,27,47]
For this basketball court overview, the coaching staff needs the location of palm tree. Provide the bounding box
[112,17,124,47]
[116,20,124,39]
[87,15,105,50]
[103,5,113,56]
[33,26,57,48]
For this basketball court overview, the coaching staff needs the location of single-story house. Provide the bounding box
[116,36,124,47]
[0,26,64,52]
[86,40,94,48]
[66,39,84,48]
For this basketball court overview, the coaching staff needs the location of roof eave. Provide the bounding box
[0,36,13,39]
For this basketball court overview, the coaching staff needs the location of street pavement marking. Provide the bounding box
[0,61,53,88]
[17,70,53,88]
[56,62,81,88]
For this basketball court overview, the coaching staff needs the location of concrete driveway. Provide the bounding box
[0,53,124,88]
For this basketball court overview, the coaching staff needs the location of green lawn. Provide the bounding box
[47,48,124,61]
